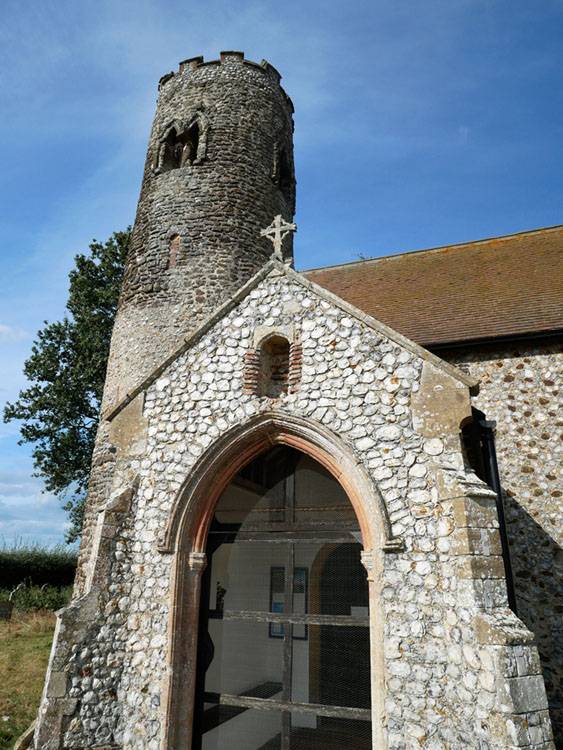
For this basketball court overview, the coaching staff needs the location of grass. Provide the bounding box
[0,610,56,750]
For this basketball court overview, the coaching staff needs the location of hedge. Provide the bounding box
[0,584,73,611]
[0,542,77,589]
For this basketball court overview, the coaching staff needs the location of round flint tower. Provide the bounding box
[105,51,295,407]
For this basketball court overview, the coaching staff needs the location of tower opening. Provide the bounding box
[185,120,200,164]
[167,234,181,269]
[193,445,372,750]
[161,128,182,171]
[160,122,200,172]
[260,336,290,397]
[278,149,292,202]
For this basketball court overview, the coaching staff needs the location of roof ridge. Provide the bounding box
[302,223,563,274]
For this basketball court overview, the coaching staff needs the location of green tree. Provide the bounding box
[3,230,130,543]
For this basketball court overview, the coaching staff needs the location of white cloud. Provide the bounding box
[0,465,69,546]
[0,324,28,342]
[458,126,471,145]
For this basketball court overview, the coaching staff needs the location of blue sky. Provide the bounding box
[0,0,562,546]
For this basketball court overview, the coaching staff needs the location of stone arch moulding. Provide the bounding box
[253,323,294,348]
[160,118,185,143]
[159,411,396,750]
[159,411,395,554]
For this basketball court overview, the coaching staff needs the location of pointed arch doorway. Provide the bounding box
[192,445,372,750]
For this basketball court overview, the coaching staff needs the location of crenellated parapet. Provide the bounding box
[157,51,292,105]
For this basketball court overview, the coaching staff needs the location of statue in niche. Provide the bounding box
[180,138,195,167]
[182,122,200,166]
[173,142,184,167]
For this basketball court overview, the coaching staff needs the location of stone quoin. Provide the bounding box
[30,51,560,750]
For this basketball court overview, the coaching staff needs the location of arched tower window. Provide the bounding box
[156,114,208,174]
[272,143,293,203]
[193,446,372,749]
[161,128,183,171]
[260,335,290,397]
[184,120,200,164]
[167,234,181,269]
[278,148,292,202]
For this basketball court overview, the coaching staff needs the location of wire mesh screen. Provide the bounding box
[305,625,371,709]
[196,446,372,750]
[287,716,372,750]
[205,620,284,697]
[207,541,289,614]
[293,455,358,527]
[202,706,282,750]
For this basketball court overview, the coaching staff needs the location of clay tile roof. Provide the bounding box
[303,225,563,347]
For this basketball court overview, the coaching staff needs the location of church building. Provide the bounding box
[31,52,560,750]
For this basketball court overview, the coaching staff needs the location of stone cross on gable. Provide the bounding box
[260,214,297,261]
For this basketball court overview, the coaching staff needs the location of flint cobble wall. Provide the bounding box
[44,271,553,750]
[445,340,562,744]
